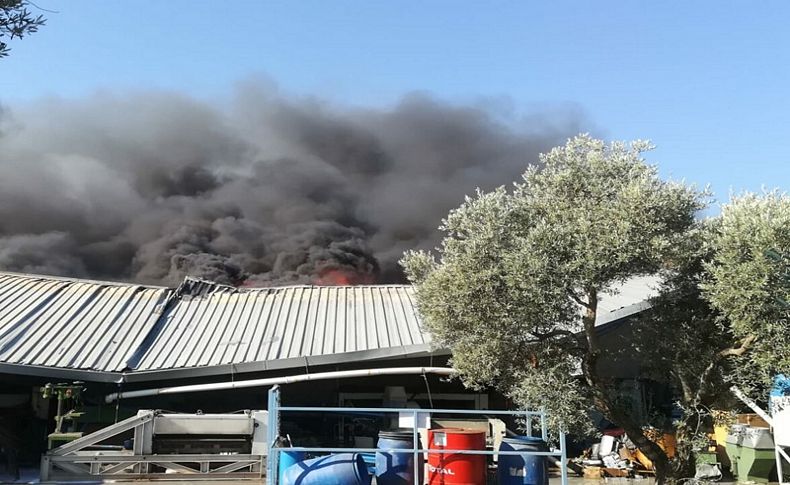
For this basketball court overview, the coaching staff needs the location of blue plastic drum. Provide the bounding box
[498,436,548,485]
[281,453,370,485]
[278,450,306,483]
[375,430,424,485]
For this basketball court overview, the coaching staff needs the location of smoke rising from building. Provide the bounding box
[0,85,588,285]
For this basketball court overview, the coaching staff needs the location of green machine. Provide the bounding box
[725,424,746,478]
[41,382,86,449]
[737,427,775,483]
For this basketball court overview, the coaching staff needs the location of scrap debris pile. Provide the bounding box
[576,428,676,479]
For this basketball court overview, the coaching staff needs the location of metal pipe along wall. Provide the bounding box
[105,366,456,403]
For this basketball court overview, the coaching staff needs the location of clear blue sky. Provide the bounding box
[1,0,788,203]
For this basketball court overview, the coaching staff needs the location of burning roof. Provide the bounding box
[0,271,433,382]
[0,271,658,382]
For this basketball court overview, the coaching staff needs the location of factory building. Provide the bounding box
[0,271,658,472]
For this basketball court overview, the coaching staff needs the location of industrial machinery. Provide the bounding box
[40,409,268,481]
[41,382,86,449]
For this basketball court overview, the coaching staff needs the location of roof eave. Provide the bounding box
[0,344,450,384]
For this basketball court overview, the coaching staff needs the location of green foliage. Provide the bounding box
[702,192,790,386]
[636,226,742,476]
[0,0,45,58]
[402,134,708,436]
[402,135,787,483]
[639,222,730,401]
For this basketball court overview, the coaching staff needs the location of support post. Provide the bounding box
[560,429,568,485]
[132,411,153,474]
[540,409,548,442]
[266,385,281,485]
[40,455,50,482]
[776,444,790,485]
[731,386,774,426]
[412,409,419,485]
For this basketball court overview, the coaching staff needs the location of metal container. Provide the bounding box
[725,424,746,477]
[738,427,775,483]
[428,429,487,485]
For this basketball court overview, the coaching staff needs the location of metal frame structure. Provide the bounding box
[266,385,568,485]
[773,396,790,485]
[776,445,790,485]
[732,387,790,485]
[337,391,489,409]
[40,409,268,482]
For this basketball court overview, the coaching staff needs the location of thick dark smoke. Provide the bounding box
[0,85,588,285]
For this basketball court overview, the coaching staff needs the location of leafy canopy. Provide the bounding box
[703,192,790,383]
[402,134,707,432]
[1,0,45,58]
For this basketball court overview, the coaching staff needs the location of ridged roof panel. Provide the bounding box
[0,271,658,380]
[130,280,428,371]
[0,272,170,372]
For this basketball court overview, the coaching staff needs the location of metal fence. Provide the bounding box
[266,385,568,485]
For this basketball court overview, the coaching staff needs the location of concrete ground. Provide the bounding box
[1,472,622,484]
[0,479,756,485]
[10,479,765,485]
[0,468,774,485]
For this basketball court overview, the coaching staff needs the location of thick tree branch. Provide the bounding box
[717,334,756,358]
[528,328,577,340]
[693,334,757,404]
[672,367,695,403]
[582,288,599,353]
[566,287,591,308]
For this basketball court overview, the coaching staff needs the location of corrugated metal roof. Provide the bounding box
[0,272,433,380]
[0,272,170,372]
[130,279,429,372]
[0,271,658,382]
[595,275,661,325]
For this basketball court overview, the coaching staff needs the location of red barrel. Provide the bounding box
[427,429,487,485]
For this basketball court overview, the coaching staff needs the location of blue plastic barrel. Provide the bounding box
[771,374,790,396]
[375,430,424,485]
[281,453,371,485]
[278,450,306,483]
[498,436,548,485]
[360,452,376,475]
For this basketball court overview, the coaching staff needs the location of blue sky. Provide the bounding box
[1,0,788,203]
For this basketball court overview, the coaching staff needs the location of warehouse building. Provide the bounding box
[0,271,659,471]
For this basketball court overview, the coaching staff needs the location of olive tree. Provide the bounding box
[635,225,747,478]
[1,0,45,58]
[642,192,790,476]
[401,135,708,483]
[703,192,790,389]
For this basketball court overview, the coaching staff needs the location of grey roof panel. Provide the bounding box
[131,282,430,371]
[0,273,170,372]
[595,275,661,325]
[0,270,657,381]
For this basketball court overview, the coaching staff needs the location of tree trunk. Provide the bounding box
[606,405,675,484]
[580,287,678,484]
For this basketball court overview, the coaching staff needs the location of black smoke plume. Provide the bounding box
[0,85,588,285]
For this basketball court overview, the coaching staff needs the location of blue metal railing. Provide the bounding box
[266,385,568,485]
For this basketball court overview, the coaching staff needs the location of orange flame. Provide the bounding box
[315,268,374,286]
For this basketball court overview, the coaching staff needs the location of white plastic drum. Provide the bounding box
[771,396,790,447]
[600,435,617,455]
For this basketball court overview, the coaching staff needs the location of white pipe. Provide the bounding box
[105,366,456,403]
